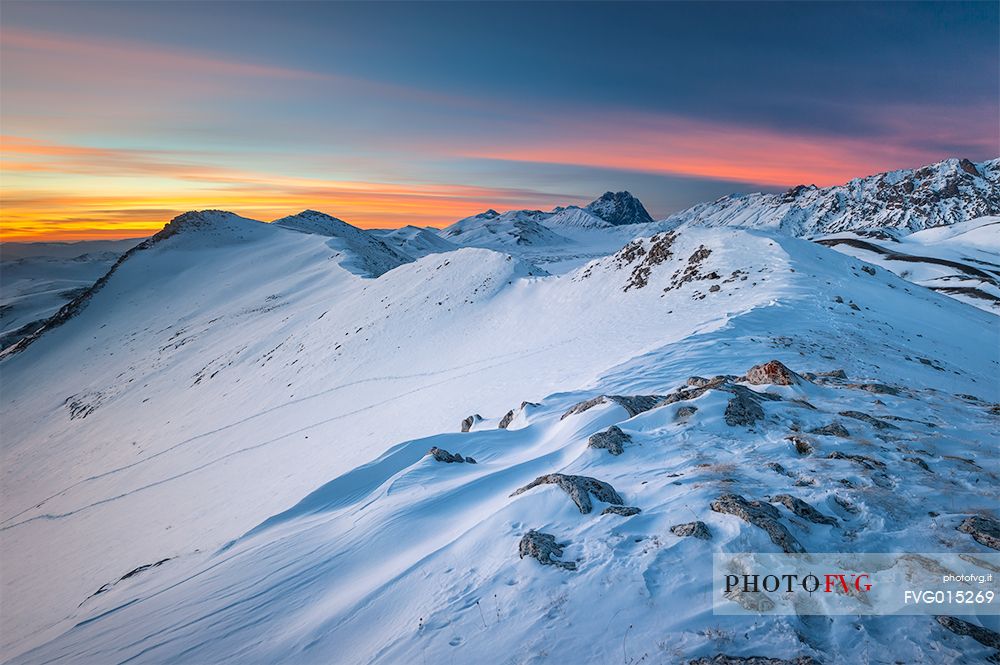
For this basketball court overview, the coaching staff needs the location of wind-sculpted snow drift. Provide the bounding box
[2,200,998,665]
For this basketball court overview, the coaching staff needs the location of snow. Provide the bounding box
[664,158,999,236]
[2,208,997,663]
[817,216,1000,313]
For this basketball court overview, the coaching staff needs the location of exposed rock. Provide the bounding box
[511,473,624,514]
[518,530,577,571]
[770,494,838,525]
[935,615,1000,649]
[428,447,476,464]
[903,456,932,472]
[815,369,847,379]
[710,493,806,553]
[601,505,641,517]
[675,405,699,420]
[520,400,540,409]
[87,557,172,600]
[826,451,886,470]
[833,495,860,515]
[744,360,805,386]
[766,462,794,478]
[724,386,767,427]
[498,410,515,429]
[958,515,1000,551]
[787,435,814,455]
[687,375,734,389]
[845,382,901,396]
[560,394,665,420]
[588,425,631,456]
[809,422,850,438]
[688,657,819,665]
[839,410,899,430]
[670,521,712,540]
[460,414,482,432]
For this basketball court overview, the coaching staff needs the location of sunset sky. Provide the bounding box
[2,1,997,241]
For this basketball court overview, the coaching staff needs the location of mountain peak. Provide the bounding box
[584,191,654,226]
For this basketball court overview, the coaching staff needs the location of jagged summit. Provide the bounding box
[584,190,655,226]
[669,157,1000,236]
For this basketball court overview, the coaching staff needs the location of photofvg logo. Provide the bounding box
[713,553,999,616]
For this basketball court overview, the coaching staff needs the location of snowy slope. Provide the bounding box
[369,225,459,258]
[440,209,571,249]
[669,158,1000,236]
[817,216,1000,312]
[273,210,413,277]
[0,246,139,349]
[3,218,998,664]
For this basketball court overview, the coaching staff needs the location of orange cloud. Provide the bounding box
[0,136,581,241]
[453,108,995,188]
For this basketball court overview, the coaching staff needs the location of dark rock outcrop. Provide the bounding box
[511,473,623,514]
[675,405,699,420]
[839,411,899,430]
[809,422,850,438]
[588,425,631,456]
[958,515,1000,551]
[428,447,476,464]
[710,493,805,553]
[601,505,641,517]
[670,521,712,540]
[460,414,482,432]
[725,386,768,427]
[935,615,1000,649]
[826,451,885,470]
[498,410,515,429]
[560,394,665,420]
[770,494,838,526]
[518,530,577,570]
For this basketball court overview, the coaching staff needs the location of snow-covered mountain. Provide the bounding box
[668,158,1000,236]
[273,209,413,276]
[369,224,459,258]
[817,216,1000,313]
[2,204,997,664]
[440,209,571,249]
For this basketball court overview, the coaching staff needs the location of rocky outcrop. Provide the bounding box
[826,451,885,470]
[675,405,699,420]
[670,521,712,540]
[511,473,623,514]
[744,360,805,386]
[845,382,901,396]
[770,494,838,526]
[958,515,1000,551]
[935,615,1000,649]
[428,447,476,464]
[710,493,805,553]
[601,505,641,517]
[498,410,515,429]
[560,394,665,420]
[588,426,631,456]
[518,530,577,571]
[724,386,767,427]
[838,411,899,430]
[809,422,850,438]
[460,414,482,432]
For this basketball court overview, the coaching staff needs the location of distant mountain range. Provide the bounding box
[666,157,999,236]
